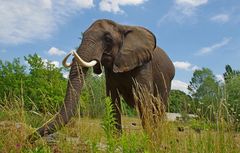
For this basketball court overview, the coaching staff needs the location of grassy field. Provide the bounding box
[0,100,240,153]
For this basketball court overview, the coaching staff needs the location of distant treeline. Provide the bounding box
[1,54,240,126]
[169,65,240,128]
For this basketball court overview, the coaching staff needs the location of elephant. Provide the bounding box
[28,19,175,142]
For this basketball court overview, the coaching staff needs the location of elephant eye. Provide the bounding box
[104,35,113,44]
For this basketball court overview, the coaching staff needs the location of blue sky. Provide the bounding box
[0,0,240,93]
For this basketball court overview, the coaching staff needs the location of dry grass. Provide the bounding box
[0,85,240,152]
[0,110,240,152]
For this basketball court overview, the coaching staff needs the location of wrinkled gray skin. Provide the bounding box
[28,19,175,142]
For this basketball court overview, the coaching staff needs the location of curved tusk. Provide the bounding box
[62,51,73,68]
[72,51,97,67]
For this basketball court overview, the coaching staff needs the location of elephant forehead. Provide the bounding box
[84,30,104,39]
[88,20,119,33]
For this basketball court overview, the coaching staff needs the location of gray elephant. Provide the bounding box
[28,19,175,141]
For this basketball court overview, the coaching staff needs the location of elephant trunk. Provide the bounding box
[27,37,100,142]
[28,61,88,142]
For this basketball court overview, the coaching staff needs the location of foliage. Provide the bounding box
[120,132,148,153]
[188,68,221,120]
[0,58,26,102]
[189,119,210,131]
[24,54,67,113]
[188,68,220,100]
[22,146,52,153]
[168,90,193,114]
[223,64,240,82]
[101,97,117,138]
[121,100,138,117]
[186,65,240,128]
[80,73,106,118]
[223,65,240,127]
[226,76,240,123]
[101,97,118,152]
[80,71,137,118]
[0,54,137,119]
[0,54,67,113]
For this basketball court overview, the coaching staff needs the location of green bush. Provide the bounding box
[0,54,67,113]
[225,75,240,127]
[168,90,193,114]
[0,54,137,118]
[80,73,106,118]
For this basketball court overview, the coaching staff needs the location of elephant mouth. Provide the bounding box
[101,53,113,68]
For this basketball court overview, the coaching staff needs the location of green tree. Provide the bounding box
[168,90,193,114]
[188,68,220,120]
[226,76,240,119]
[0,58,26,103]
[224,65,240,125]
[223,64,240,82]
[0,54,67,113]
[188,68,219,100]
[24,54,67,113]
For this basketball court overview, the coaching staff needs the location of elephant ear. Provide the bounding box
[113,26,156,73]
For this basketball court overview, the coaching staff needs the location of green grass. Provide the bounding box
[0,97,240,153]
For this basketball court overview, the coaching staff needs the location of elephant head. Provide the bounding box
[64,19,156,73]
[28,19,156,141]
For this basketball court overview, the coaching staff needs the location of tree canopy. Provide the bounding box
[0,54,67,113]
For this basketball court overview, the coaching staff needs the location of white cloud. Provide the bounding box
[48,47,66,56]
[211,14,229,23]
[62,71,69,79]
[176,0,208,7]
[176,0,208,16]
[43,59,60,68]
[216,74,224,83]
[0,0,94,44]
[158,0,208,25]
[42,0,52,9]
[51,61,60,68]
[174,61,191,70]
[191,65,200,71]
[171,80,189,93]
[99,0,146,14]
[173,61,200,71]
[73,0,95,9]
[197,37,232,55]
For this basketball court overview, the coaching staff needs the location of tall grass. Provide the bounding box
[0,86,240,152]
